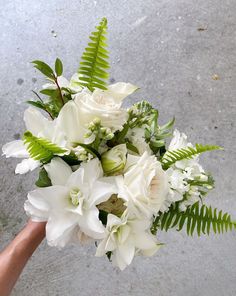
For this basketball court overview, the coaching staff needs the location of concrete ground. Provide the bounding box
[0,0,236,295]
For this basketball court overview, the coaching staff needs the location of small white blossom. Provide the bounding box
[161,129,209,212]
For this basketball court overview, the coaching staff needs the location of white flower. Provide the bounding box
[56,82,138,145]
[24,158,117,247]
[127,127,152,155]
[74,82,138,130]
[73,146,93,162]
[168,129,188,150]
[95,213,160,270]
[2,107,67,174]
[161,129,208,212]
[101,144,127,175]
[116,152,169,218]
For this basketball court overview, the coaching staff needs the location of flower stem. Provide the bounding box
[55,77,65,106]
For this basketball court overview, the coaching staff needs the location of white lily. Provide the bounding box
[96,213,160,270]
[2,107,67,174]
[24,158,117,247]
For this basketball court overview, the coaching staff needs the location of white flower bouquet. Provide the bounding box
[3,18,236,270]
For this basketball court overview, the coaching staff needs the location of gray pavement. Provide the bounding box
[0,0,236,295]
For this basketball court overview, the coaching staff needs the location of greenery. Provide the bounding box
[35,168,52,187]
[151,202,236,236]
[187,174,215,197]
[78,17,109,91]
[23,131,67,163]
[55,58,63,76]
[29,58,71,118]
[108,101,174,156]
[161,144,223,169]
[128,101,157,129]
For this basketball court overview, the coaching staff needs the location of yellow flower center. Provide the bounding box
[69,187,82,206]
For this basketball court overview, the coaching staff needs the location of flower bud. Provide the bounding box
[93,117,101,125]
[101,144,127,175]
[105,133,114,140]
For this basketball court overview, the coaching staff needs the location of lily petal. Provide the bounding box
[44,157,72,186]
[24,107,51,136]
[89,179,117,206]
[81,158,103,185]
[15,158,40,174]
[46,212,79,248]
[134,232,158,250]
[95,238,108,257]
[79,207,105,239]
[56,101,86,144]
[24,200,49,222]
[117,240,135,266]
[2,140,28,158]
[28,186,69,211]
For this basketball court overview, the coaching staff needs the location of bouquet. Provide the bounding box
[3,18,236,270]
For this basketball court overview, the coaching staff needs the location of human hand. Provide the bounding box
[0,220,46,296]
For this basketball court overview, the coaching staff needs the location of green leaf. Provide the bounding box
[23,131,67,163]
[159,117,175,132]
[99,210,108,225]
[162,144,223,169]
[61,153,81,166]
[55,58,63,76]
[26,100,47,111]
[35,168,52,187]
[126,142,139,154]
[40,89,56,96]
[32,60,55,79]
[78,17,109,91]
[151,202,236,236]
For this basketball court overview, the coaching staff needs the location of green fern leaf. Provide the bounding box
[151,202,236,236]
[23,131,67,163]
[78,17,109,91]
[162,144,222,169]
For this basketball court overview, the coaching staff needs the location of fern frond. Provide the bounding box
[78,17,109,91]
[151,202,236,236]
[162,144,222,169]
[23,131,67,163]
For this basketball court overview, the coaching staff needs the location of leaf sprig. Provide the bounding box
[23,131,67,163]
[152,202,236,236]
[162,144,223,169]
[29,58,71,118]
[78,17,109,91]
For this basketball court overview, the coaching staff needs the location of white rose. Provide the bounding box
[56,82,138,145]
[116,152,169,218]
[74,82,138,130]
